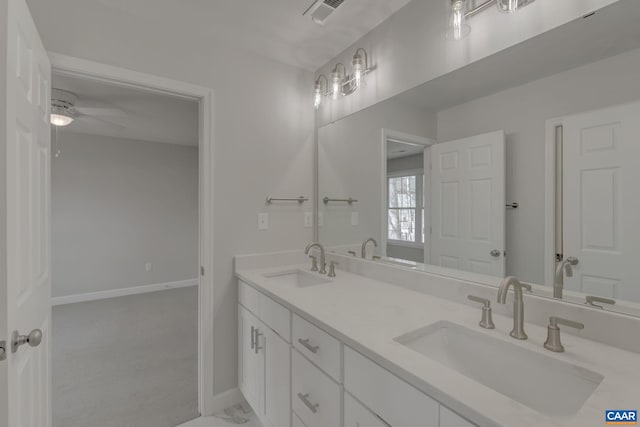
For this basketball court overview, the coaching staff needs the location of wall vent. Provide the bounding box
[303,0,346,25]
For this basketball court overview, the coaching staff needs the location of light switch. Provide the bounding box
[304,212,313,228]
[145,262,152,272]
[258,213,269,230]
[318,212,324,227]
[351,211,359,226]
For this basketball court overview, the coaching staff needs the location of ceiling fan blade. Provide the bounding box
[76,114,126,131]
[75,106,127,117]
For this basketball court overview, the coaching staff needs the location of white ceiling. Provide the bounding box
[52,73,199,146]
[43,0,412,72]
[387,140,425,160]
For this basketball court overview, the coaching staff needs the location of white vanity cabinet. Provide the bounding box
[238,281,291,427]
[238,279,477,427]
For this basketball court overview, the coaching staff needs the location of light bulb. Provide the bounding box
[313,84,323,110]
[352,53,364,88]
[331,72,342,100]
[447,0,470,41]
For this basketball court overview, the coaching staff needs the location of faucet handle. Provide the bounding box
[328,261,339,278]
[544,316,584,353]
[372,255,381,260]
[308,255,318,272]
[468,295,495,329]
[585,295,615,309]
[520,282,532,292]
[347,251,356,257]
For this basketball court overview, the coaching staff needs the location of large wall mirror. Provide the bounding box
[317,0,640,317]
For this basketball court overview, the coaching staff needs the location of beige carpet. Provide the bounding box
[52,286,199,427]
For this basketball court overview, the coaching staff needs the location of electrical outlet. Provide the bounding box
[145,262,152,272]
[351,211,359,226]
[258,213,269,230]
[304,212,313,228]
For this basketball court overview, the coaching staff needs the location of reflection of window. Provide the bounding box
[388,171,424,245]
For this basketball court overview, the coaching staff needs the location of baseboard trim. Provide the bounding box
[206,387,244,416]
[51,278,199,306]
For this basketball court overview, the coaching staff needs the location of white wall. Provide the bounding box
[315,0,619,126]
[26,0,315,396]
[51,132,199,298]
[437,47,640,284]
[318,99,435,249]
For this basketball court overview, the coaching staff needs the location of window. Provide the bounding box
[387,171,424,245]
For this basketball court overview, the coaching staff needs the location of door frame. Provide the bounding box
[380,128,435,261]
[49,53,217,415]
[544,117,564,290]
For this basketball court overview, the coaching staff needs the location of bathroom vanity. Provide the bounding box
[235,251,640,427]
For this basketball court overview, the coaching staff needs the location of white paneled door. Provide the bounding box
[1,0,52,426]
[430,131,506,276]
[561,102,640,302]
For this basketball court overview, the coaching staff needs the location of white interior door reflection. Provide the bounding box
[559,101,640,303]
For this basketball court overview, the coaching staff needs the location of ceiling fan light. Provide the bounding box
[50,112,74,127]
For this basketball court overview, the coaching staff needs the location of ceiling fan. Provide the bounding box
[50,88,125,129]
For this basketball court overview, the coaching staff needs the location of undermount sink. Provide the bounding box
[394,321,603,417]
[262,269,331,288]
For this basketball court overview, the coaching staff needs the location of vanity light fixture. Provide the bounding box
[447,0,471,41]
[314,75,328,109]
[313,48,374,109]
[448,0,537,40]
[330,63,347,100]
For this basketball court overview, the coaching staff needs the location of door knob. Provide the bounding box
[11,329,43,353]
[490,249,501,257]
[566,256,579,265]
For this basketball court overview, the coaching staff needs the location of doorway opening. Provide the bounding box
[49,55,215,426]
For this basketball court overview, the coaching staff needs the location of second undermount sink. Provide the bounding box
[262,269,331,288]
[394,321,603,417]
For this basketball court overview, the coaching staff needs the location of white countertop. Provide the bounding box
[236,263,640,427]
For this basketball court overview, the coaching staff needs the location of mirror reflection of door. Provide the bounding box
[385,131,506,277]
[556,101,640,303]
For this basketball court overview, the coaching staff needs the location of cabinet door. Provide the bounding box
[263,327,291,427]
[238,305,264,414]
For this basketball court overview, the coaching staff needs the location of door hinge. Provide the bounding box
[200,266,205,276]
[556,253,563,262]
[0,340,6,361]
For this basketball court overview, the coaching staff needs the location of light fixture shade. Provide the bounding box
[330,71,343,100]
[50,112,74,127]
[496,0,536,13]
[314,83,323,110]
[352,53,364,88]
[447,0,471,41]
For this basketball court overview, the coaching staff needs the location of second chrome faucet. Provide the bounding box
[497,276,528,340]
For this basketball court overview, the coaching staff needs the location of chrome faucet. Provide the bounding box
[305,242,326,275]
[553,257,578,299]
[361,238,378,259]
[497,276,528,340]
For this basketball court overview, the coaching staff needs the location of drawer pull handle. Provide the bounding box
[250,326,256,350]
[298,338,319,354]
[254,329,263,354]
[297,393,319,414]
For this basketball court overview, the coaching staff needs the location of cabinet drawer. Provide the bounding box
[260,294,291,342]
[345,392,390,427]
[344,346,439,427]
[440,406,476,427]
[238,280,260,315]
[292,350,341,427]
[292,314,341,381]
